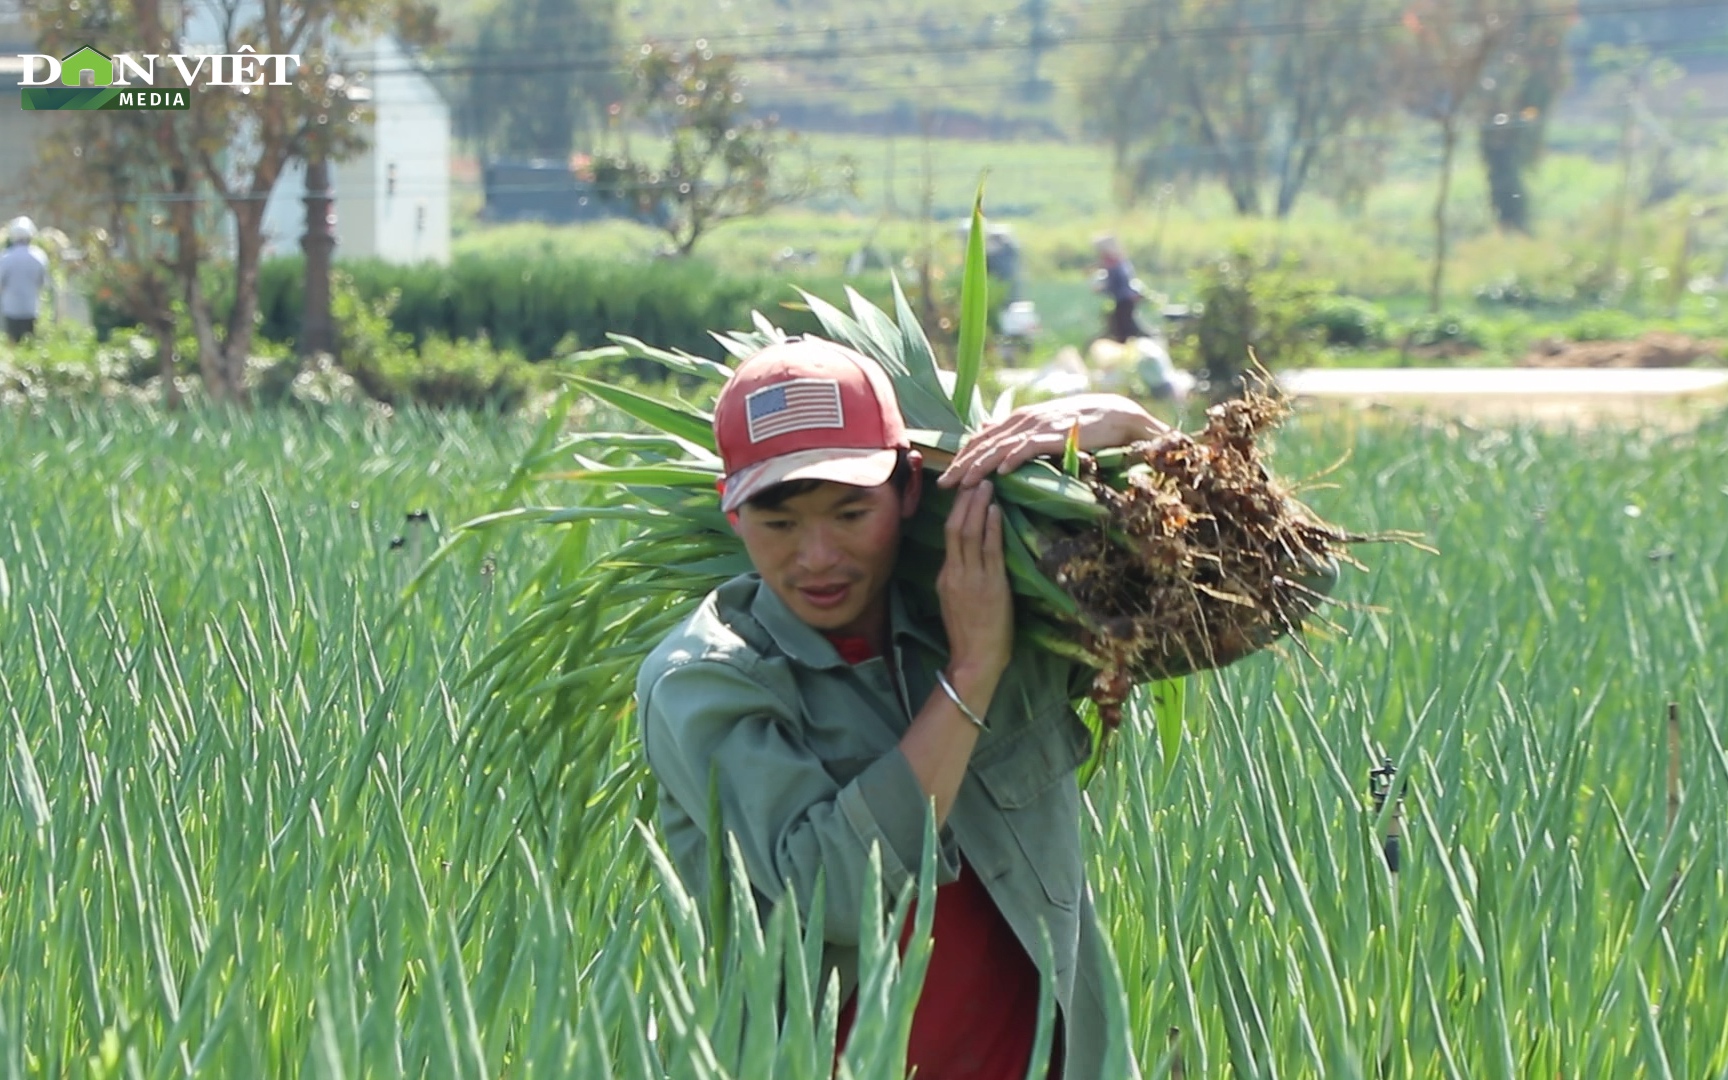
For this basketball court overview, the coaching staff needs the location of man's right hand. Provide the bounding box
[898,481,1014,825]
[936,480,1013,688]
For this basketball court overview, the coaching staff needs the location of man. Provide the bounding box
[1092,235,1145,345]
[1,217,51,344]
[637,336,1169,1078]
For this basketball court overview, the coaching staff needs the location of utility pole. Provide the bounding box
[1021,0,1052,103]
[301,152,336,358]
[917,109,936,332]
[883,134,897,218]
[301,13,337,359]
[1604,65,1643,285]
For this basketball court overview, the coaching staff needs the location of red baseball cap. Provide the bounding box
[714,337,909,512]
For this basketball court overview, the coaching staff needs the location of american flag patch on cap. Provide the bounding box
[745,378,846,443]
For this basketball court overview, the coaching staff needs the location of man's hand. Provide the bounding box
[937,394,1172,489]
[936,481,1013,687]
[899,481,1014,825]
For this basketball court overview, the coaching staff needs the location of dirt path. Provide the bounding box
[1277,366,1728,426]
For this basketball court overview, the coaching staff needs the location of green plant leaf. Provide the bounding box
[601,334,735,383]
[1152,677,1186,775]
[953,184,988,426]
[548,463,722,488]
[565,375,717,452]
[890,274,940,384]
[994,463,1106,523]
[800,286,960,433]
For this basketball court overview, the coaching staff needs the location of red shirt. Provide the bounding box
[826,633,1045,1079]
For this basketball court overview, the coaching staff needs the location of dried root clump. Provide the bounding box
[1041,384,1374,727]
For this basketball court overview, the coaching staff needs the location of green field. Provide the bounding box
[450,131,1728,364]
[3,400,1727,1076]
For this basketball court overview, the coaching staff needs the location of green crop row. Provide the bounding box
[249,255,880,363]
[2,400,1725,1076]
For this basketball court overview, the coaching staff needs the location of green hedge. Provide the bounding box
[255,255,870,362]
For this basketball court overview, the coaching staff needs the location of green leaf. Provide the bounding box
[549,463,722,488]
[566,375,717,452]
[890,274,941,385]
[1062,421,1081,478]
[905,428,964,456]
[843,286,906,370]
[994,464,1106,524]
[953,184,988,426]
[715,327,771,360]
[602,333,735,383]
[557,431,721,464]
[800,286,960,434]
[1152,677,1186,775]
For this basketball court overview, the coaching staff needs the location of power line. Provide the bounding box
[359,0,1728,67]
[21,1,1724,209]
[328,0,1726,80]
[53,96,1728,210]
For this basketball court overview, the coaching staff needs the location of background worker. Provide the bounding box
[1092,234,1146,344]
[1,216,52,343]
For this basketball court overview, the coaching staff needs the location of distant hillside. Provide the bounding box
[436,0,1100,138]
[431,0,1727,140]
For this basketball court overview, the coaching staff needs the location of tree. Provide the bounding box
[461,0,621,161]
[593,43,854,256]
[33,0,213,407]
[31,0,429,403]
[1591,44,1684,279]
[1396,0,1517,312]
[34,105,196,407]
[1476,0,1575,233]
[302,4,443,363]
[1084,0,1401,217]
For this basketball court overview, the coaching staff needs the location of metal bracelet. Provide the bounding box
[934,670,989,731]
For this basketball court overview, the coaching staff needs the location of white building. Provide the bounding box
[0,7,44,223]
[175,0,455,267]
[177,5,454,266]
[3,4,451,266]
[256,34,452,265]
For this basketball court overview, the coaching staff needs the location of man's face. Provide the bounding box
[733,473,921,638]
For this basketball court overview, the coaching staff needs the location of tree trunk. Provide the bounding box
[301,153,337,358]
[1275,141,1318,219]
[1429,119,1457,315]
[219,199,266,403]
[1480,120,1530,233]
[1109,132,1139,211]
[137,273,180,408]
[1227,175,1262,216]
[1218,125,1260,215]
[1183,76,1259,216]
[148,302,181,410]
[186,274,231,401]
[174,188,228,400]
[1605,90,1637,280]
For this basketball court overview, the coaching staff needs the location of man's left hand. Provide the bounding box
[937,394,1172,489]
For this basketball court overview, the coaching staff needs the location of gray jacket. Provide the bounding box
[0,243,49,320]
[638,573,1135,1079]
